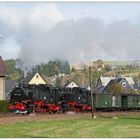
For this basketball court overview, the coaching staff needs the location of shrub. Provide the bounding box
[0,100,10,113]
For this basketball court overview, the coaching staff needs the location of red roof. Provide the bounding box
[0,56,6,77]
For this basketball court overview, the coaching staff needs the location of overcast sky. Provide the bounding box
[0,3,140,66]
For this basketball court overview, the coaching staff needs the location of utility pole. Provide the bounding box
[89,66,95,118]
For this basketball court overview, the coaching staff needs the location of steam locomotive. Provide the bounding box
[8,83,92,114]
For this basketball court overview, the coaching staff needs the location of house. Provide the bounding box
[96,76,135,93]
[102,77,136,94]
[65,82,79,88]
[0,56,6,100]
[96,77,115,93]
[24,72,47,85]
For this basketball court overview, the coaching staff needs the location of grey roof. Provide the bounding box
[97,76,134,87]
[125,77,135,85]
[96,86,105,93]
[5,79,16,100]
[99,77,115,86]
[96,77,115,93]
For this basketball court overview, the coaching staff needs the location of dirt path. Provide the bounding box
[0,112,89,125]
[0,111,139,125]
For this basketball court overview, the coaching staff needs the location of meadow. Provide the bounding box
[0,112,140,138]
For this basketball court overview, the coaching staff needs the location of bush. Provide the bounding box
[0,100,10,113]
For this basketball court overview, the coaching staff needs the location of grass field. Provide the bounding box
[0,113,140,138]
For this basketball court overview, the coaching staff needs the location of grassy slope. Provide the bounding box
[104,61,133,66]
[0,116,140,138]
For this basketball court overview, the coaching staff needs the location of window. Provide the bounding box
[122,81,126,87]
[36,75,39,78]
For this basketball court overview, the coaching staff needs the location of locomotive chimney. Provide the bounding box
[19,69,24,81]
[24,68,27,79]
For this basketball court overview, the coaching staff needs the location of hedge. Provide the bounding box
[0,100,10,113]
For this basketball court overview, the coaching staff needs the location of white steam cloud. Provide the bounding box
[0,36,20,59]
[0,4,140,67]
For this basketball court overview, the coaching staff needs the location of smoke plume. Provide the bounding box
[0,4,140,68]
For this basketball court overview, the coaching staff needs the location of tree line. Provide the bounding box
[4,59,70,80]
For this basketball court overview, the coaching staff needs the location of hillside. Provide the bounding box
[104,60,140,66]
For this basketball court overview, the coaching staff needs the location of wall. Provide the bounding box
[0,77,5,100]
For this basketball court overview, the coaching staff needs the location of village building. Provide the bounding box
[96,77,115,93]
[65,82,79,88]
[102,77,136,94]
[24,72,47,85]
[0,56,6,100]
[96,76,135,93]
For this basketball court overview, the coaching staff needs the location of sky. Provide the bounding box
[0,3,140,66]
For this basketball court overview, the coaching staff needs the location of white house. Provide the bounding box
[24,73,47,85]
[66,82,79,88]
